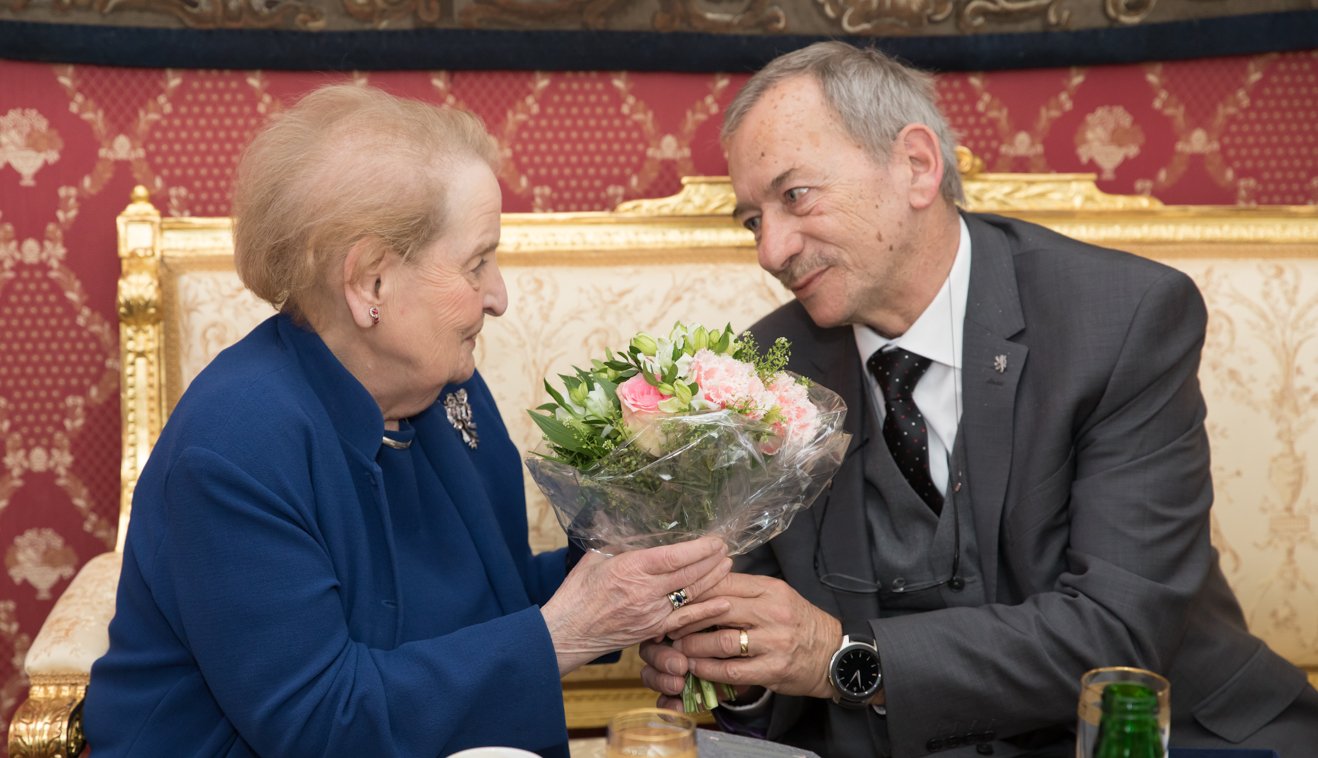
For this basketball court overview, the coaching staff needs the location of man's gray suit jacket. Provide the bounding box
[741,212,1309,757]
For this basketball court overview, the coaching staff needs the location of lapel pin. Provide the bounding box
[993,354,1008,374]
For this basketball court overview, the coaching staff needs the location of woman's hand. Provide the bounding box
[541,537,732,675]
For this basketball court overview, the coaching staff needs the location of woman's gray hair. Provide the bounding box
[722,41,963,204]
[232,84,499,325]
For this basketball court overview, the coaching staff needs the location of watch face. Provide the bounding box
[834,647,881,697]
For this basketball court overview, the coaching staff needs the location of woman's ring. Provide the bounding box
[667,588,690,610]
[739,629,750,657]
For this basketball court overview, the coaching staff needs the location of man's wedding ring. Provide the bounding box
[667,588,690,610]
[739,629,750,657]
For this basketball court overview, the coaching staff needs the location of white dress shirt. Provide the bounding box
[853,216,971,496]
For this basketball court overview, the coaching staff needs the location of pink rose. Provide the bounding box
[617,373,665,413]
[617,374,670,455]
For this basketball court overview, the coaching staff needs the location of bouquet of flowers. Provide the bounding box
[525,322,850,711]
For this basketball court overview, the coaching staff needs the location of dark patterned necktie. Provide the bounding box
[867,347,944,513]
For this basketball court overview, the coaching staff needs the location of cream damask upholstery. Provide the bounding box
[10,160,1318,756]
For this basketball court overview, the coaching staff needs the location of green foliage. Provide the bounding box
[733,331,792,380]
[526,369,625,470]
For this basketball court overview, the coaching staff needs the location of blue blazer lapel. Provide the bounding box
[960,213,1026,601]
[414,408,531,615]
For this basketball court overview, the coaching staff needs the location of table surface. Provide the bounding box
[571,739,1280,757]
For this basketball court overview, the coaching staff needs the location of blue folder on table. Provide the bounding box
[1169,749,1280,758]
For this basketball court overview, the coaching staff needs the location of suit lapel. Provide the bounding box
[959,213,1026,600]
[801,329,882,623]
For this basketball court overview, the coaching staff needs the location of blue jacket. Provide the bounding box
[86,315,570,757]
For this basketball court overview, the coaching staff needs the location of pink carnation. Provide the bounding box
[689,349,771,419]
[767,373,819,449]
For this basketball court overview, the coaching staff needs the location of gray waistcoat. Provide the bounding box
[859,384,987,614]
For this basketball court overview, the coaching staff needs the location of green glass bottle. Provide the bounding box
[1092,682,1165,758]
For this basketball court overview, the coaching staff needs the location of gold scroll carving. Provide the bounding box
[8,678,85,758]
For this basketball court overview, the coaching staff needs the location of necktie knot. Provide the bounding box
[867,347,932,400]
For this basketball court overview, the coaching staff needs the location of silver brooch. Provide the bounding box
[993,354,1008,374]
[444,389,479,449]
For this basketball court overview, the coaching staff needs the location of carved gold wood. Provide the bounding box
[115,185,165,554]
[955,143,1163,211]
[12,155,1318,753]
[7,678,85,758]
[613,175,738,217]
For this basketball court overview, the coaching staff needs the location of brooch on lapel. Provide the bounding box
[444,389,479,449]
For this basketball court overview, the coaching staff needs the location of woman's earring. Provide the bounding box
[368,306,380,325]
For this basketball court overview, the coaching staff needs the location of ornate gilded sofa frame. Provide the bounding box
[11,155,1318,756]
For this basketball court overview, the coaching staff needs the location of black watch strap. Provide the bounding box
[843,619,873,639]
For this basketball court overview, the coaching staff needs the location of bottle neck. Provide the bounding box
[1093,683,1164,758]
[1101,683,1160,718]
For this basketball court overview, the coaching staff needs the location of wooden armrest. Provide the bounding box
[9,551,121,758]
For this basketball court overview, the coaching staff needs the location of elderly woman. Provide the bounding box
[84,85,731,758]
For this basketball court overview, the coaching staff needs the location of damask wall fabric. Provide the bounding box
[0,52,1316,743]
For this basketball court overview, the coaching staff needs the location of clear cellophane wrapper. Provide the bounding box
[526,381,851,558]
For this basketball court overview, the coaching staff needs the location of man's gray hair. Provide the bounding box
[722,41,964,204]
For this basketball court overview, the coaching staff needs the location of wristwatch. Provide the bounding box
[828,632,882,708]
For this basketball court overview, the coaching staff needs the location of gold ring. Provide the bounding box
[667,588,690,610]
[739,629,750,657]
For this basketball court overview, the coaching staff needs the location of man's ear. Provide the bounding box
[897,124,945,210]
[342,238,391,329]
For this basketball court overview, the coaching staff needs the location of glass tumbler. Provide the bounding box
[1076,666,1170,758]
[606,707,697,758]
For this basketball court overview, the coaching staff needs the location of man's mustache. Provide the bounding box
[775,253,830,289]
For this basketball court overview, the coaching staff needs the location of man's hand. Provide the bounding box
[657,573,842,700]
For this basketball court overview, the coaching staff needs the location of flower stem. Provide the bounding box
[680,672,738,713]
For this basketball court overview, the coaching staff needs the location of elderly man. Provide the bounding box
[640,41,1318,757]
